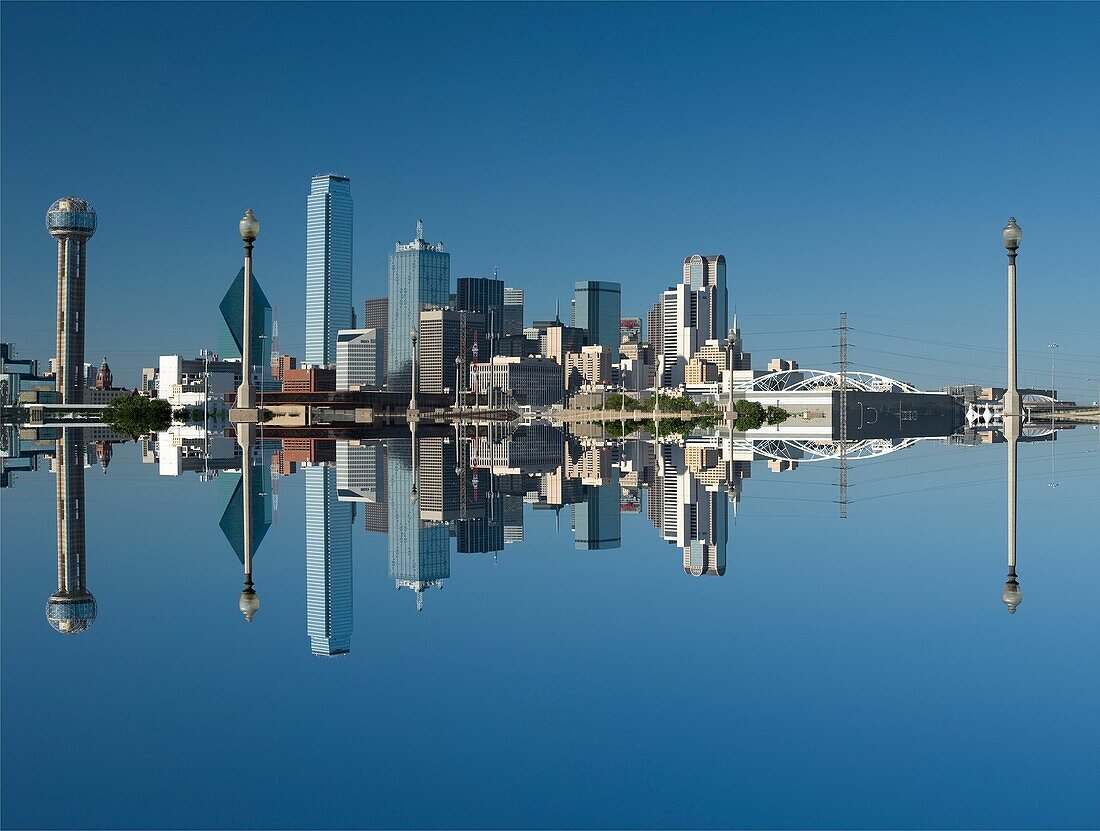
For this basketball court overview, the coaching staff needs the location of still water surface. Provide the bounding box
[2,424,1098,829]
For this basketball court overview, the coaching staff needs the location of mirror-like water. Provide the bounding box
[2,420,1097,828]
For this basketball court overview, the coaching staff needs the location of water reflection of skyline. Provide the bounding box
[22,415,1088,648]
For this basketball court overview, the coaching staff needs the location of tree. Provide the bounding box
[765,405,791,425]
[733,399,766,431]
[104,393,172,438]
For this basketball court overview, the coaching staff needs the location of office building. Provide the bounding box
[457,276,505,338]
[418,308,486,396]
[362,298,388,383]
[306,464,354,655]
[280,366,336,393]
[272,355,298,383]
[363,297,388,331]
[574,281,621,362]
[336,441,385,503]
[541,321,587,365]
[658,283,709,387]
[336,328,384,390]
[47,197,97,404]
[565,345,613,391]
[620,317,642,344]
[219,265,275,390]
[306,174,354,367]
[683,254,728,341]
[388,437,450,611]
[2,343,54,406]
[157,355,240,408]
[574,469,621,551]
[388,220,450,393]
[470,356,564,407]
[504,287,524,336]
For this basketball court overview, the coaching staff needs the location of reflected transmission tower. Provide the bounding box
[836,312,849,519]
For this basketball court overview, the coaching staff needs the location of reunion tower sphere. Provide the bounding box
[46,196,97,238]
[45,592,97,635]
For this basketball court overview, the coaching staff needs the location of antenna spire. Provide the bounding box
[416,218,424,240]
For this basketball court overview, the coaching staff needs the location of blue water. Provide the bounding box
[2,428,1098,829]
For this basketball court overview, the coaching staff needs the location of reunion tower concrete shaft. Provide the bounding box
[46,197,97,404]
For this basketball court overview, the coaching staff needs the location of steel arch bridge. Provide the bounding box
[730,369,924,394]
[730,436,926,463]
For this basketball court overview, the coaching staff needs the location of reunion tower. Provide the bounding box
[46,197,97,403]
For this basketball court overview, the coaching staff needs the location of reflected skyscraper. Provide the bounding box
[219,462,272,621]
[388,437,450,610]
[46,428,96,634]
[47,197,96,404]
[574,468,622,551]
[306,464,354,655]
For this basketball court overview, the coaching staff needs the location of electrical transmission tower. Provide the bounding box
[837,312,849,519]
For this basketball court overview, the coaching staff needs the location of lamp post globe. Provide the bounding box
[240,209,260,242]
[1002,217,1022,251]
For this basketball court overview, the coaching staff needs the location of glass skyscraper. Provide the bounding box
[573,281,622,362]
[387,437,450,611]
[457,276,505,338]
[387,220,450,393]
[219,266,275,389]
[305,464,353,656]
[574,470,622,551]
[503,287,524,336]
[306,174,354,367]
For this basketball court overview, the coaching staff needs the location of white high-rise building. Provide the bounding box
[683,254,727,341]
[336,328,384,390]
[305,464,353,656]
[659,283,711,387]
[306,174,353,367]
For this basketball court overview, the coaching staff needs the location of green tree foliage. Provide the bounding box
[104,393,172,438]
[734,399,766,431]
[765,405,791,425]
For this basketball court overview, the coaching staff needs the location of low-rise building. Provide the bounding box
[470,356,563,408]
[565,345,613,391]
[157,355,239,408]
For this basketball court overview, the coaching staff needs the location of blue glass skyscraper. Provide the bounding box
[457,276,505,338]
[574,281,622,362]
[305,464,354,656]
[219,266,274,389]
[306,174,354,367]
[574,469,622,551]
[387,220,450,393]
[387,437,450,611]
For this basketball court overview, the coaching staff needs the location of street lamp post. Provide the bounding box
[235,209,260,623]
[237,209,260,410]
[410,329,419,413]
[1049,342,1059,487]
[1001,217,1023,614]
[455,356,462,409]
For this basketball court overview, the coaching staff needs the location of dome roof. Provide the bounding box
[46,197,97,238]
[45,592,97,634]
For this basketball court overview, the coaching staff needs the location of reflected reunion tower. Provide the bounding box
[47,197,97,404]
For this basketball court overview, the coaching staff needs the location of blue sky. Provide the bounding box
[3,2,1098,398]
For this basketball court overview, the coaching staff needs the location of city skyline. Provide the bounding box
[3,5,1100,830]
[3,4,1097,401]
